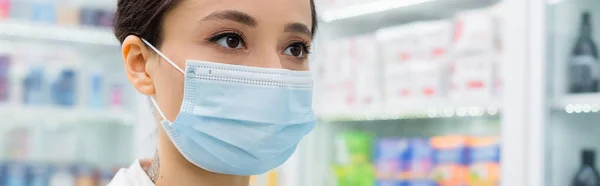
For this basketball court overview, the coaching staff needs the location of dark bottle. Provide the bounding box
[572,149,600,186]
[570,12,599,93]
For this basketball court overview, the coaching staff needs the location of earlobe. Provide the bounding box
[122,35,156,95]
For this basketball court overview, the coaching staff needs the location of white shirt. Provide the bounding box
[107,160,155,186]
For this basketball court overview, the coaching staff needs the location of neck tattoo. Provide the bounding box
[146,153,160,183]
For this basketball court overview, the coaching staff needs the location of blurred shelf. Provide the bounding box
[0,106,135,125]
[317,99,501,122]
[0,20,118,46]
[554,94,600,113]
[319,0,500,35]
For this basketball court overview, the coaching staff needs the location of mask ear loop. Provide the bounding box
[141,38,184,124]
[150,97,169,123]
[140,38,185,74]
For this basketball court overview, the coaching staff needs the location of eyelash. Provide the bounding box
[206,30,312,58]
[291,41,312,55]
[207,30,247,47]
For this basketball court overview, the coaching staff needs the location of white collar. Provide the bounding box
[107,160,155,186]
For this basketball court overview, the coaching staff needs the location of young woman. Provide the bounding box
[108,0,318,185]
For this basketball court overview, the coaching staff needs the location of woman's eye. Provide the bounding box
[284,43,306,57]
[215,35,244,49]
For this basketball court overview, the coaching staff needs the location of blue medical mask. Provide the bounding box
[141,39,317,175]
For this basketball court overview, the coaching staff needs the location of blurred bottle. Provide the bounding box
[79,7,98,27]
[96,168,115,186]
[0,162,4,186]
[56,0,80,26]
[109,84,123,109]
[29,164,52,186]
[73,164,96,186]
[23,67,47,105]
[3,163,27,186]
[89,71,103,109]
[8,0,30,20]
[572,149,600,186]
[0,0,9,18]
[96,9,113,28]
[569,12,599,93]
[30,0,57,24]
[51,69,76,107]
[0,55,10,102]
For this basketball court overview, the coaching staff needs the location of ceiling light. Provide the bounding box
[444,108,454,117]
[468,107,480,117]
[583,104,592,113]
[574,104,583,113]
[592,104,600,113]
[487,106,499,116]
[427,109,438,118]
[565,104,574,114]
[456,107,467,117]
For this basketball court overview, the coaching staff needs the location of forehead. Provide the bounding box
[173,0,313,27]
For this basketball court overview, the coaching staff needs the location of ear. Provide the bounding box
[122,35,155,95]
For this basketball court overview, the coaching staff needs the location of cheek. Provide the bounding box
[279,54,310,71]
[280,60,309,71]
[154,58,186,121]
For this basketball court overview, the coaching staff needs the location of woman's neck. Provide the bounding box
[148,129,250,186]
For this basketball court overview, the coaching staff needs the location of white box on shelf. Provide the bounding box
[490,7,505,98]
[447,9,499,102]
[413,20,454,62]
[411,20,453,101]
[315,34,383,116]
[376,23,420,64]
[346,34,382,111]
[448,52,495,101]
[377,23,420,106]
[383,63,415,108]
[410,61,446,101]
[378,20,453,105]
[313,39,354,115]
[452,10,497,52]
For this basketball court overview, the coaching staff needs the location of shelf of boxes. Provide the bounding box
[316,0,502,39]
[313,6,504,122]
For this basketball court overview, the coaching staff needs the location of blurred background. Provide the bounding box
[0,0,597,186]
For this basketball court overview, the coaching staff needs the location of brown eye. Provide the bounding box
[215,34,244,49]
[284,43,306,57]
[226,37,240,48]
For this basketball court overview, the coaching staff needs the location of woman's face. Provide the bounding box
[127,0,314,122]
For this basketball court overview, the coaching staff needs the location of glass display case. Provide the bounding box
[475,0,600,185]
[544,0,600,185]
[298,0,515,186]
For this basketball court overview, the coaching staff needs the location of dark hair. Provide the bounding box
[113,0,318,47]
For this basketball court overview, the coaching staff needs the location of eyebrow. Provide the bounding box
[285,23,312,38]
[202,10,257,27]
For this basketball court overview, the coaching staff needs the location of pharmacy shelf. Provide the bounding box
[317,99,501,122]
[553,94,600,113]
[319,0,500,36]
[0,106,135,125]
[0,20,118,46]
